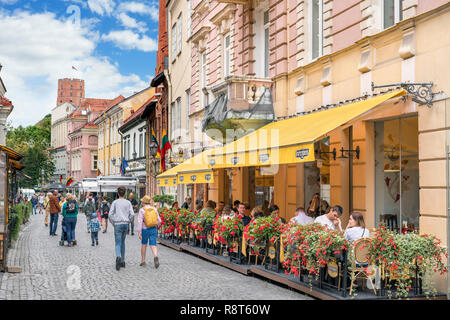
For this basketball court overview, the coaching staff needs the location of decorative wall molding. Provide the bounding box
[398,26,415,60]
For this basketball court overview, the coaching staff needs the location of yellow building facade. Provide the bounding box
[95,87,155,176]
[204,4,450,293]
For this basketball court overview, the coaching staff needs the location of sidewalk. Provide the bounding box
[0,213,312,300]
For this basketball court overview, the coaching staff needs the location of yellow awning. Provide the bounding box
[208,90,406,168]
[156,149,215,186]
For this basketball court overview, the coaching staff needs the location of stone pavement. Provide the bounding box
[0,212,313,300]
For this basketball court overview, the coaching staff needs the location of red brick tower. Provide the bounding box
[155,0,168,76]
[57,78,85,106]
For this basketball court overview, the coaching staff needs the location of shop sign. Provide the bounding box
[179,176,184,182]
[295,148,309,160]
[209,159,216,167]
[259,153,269,163]
[164,179,168,185]
[205,174,211,181]
[173,178,177,184]
[231,157,239,165]
[191,175,197,182]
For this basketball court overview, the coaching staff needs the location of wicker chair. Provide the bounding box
[348,238,377,295]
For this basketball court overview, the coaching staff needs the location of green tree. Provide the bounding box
[5,114,54,188]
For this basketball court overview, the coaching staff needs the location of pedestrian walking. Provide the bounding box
[62,193,78,247]
[44,192,51,226]
[100,197,110,233]
[109,186,134,271]
[49,190,61,236]
[128,192,138,236]
[31,195,38,215]
[84,193,96,233]
[88,212,102,246]
[137,195,161,268]
[38,193,45,214]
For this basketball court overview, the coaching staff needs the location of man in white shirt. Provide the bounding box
[290,207,314,226]
[314,205,343,233]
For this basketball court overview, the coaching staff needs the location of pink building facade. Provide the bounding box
[66,96,123,182]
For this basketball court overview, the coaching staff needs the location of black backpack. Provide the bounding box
[101,202,110,214]
[66,200,77,214]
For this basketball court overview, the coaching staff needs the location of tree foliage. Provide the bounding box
[6,114,54,188]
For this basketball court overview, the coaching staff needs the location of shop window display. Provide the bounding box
[375,117,419,232]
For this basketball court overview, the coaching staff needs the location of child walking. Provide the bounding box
[137,196,161,268]
[89,212,102,246]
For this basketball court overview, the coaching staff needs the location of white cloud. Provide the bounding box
[0,10,151,126]
[87,0,116,16]
[118,1,159,22]
[117,12,148,33]
[102,30,157,52]
[0,0,18,4]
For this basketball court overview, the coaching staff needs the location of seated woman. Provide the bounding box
[221,205,234,220]
[344,212,370,242]
[250,206,264,220]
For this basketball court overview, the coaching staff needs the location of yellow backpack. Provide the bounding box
[143,207,158,228]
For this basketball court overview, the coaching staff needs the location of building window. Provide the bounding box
[93,155,98,170]
[124,139,128,160]
[177,97,181,137]
[311,0,323,61]
[133,132,136,157]
[383,0,402,29]
[177,13,182,55]
[127,138,131,160]
[224,33,231,78]
[201,53,207,107]
[139,133,143,158]
[187,0,192,38]
[171,102,176,139]
[186,89,190,131]
[172,23,177,61]
[264,10,270,78]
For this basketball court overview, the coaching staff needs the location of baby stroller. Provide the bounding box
[59,218,68,246]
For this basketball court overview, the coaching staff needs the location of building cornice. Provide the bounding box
[289,2,450,78]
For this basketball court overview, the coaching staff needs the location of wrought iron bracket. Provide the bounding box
[339,146,360,160]
[316,148,337,161]
[371,82,435,107]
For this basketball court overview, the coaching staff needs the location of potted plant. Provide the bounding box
[244,216,283,257]
[368,225,448,298]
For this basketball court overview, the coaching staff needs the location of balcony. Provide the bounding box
[201,75,274,143]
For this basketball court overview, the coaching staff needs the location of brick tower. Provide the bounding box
[56,78,85,106]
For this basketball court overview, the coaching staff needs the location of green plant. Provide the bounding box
[8,203,32,241]
[244,216,283,255]
[152,194,175,206]
[159,208,177,234]
[368,225,448,298]
[191,208,216,239]
[174,208,199,236]
[213,215,244,245]
[282,222,349,276]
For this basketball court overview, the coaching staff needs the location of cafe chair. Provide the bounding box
[348,238,377,296]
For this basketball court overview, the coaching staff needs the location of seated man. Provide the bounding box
[269,205,286,224]
[290,207,314,226]
[237,203,251,226]
[314,205,343,233]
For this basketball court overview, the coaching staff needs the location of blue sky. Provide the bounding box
[0,0,160,126]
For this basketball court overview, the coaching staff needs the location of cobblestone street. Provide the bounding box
[0,213,313,300]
